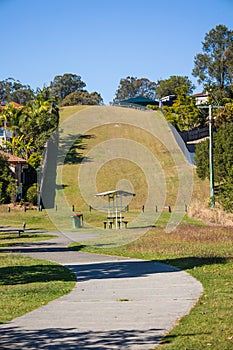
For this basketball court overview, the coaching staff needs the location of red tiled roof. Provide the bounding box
[0,101,24,108]
[0,150,26,163]
[192,92,208,97]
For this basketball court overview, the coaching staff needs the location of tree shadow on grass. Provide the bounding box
[0,264,76,285]
[66,257,228,283]
[58,134,95,165]
[158,256,228,271]
[69,244,228,271]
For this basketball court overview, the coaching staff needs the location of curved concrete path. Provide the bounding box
[0,231,203,349]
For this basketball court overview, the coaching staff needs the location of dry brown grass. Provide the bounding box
[189,199,233,226]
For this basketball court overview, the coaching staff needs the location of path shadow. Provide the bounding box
[0,326,163,349]
[4,239,228,281]
[66,256,227,282]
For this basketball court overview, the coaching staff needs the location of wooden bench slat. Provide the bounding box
[0,223,26,237]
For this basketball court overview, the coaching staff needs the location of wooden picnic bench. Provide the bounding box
[103,218,128,229]
[0,222,26,237]
[117,220,128,229]
[103,221,114,229]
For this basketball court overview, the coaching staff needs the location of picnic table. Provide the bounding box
[95,190,135,229]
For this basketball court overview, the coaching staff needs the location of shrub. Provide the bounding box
[26,183,38,205]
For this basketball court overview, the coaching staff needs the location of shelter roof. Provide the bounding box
[95,190,135,197]
[119,96,159,106]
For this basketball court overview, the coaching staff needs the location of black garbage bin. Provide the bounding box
[72,214,83,228]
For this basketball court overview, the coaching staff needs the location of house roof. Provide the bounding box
[0,101,23,108]
[0,150,26,163]
[192,92,208,98]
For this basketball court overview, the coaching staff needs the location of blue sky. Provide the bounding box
[1,0,233,104]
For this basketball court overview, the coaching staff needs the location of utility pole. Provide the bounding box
[208,105,214,208]
[198,104,224,208]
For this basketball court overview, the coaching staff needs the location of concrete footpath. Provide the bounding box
[0,231,203,350]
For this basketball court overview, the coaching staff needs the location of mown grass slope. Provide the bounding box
[56,105,206,230]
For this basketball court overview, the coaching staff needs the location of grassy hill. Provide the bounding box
[43,105,209,234]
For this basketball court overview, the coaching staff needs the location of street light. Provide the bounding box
[208,105,214,208]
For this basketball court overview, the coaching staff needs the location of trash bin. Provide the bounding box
[72,214,83,228]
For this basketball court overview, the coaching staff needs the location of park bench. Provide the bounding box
[0,222,26,237]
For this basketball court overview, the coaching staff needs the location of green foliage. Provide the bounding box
[0,154,14,203]
[113,76,156,103]
[162,86,201,131]
[217,181,233,212]
[155,75,195,99]
[224,45,233,83]
[214,123,233,182]
[146,104,159,110]
[192,24,233,89]
[6,180,18,204]
[49,73,86,102]
[1,89,59,157]
[27,152,42,170]
[213,100,233,127]
[207,85,233,106]
[0,77,34,104]
[60,90,103,106]
[194,139,209,180]
[0,102,24,137]
[195,122,233,211]
[20,92,59,153]
[26,183,38,205]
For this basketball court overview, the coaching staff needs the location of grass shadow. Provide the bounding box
[0,264,76,285]
[155,256,228,271]
[58,133,95,165]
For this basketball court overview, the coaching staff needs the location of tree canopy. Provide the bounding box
[162,86,200,131]
[0,78,34,105]
[192,24,233,90]
[113,76,157,103]
[155,75,195,99]
[0,88,59,169]
[49,73,86,102]
[60,90,103,106]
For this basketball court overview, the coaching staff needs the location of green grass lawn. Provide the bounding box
[0,231,56,249]
[0,205,57,231]
[0,224,76,323]
[0,254,76,323]
[69,223,233,350]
